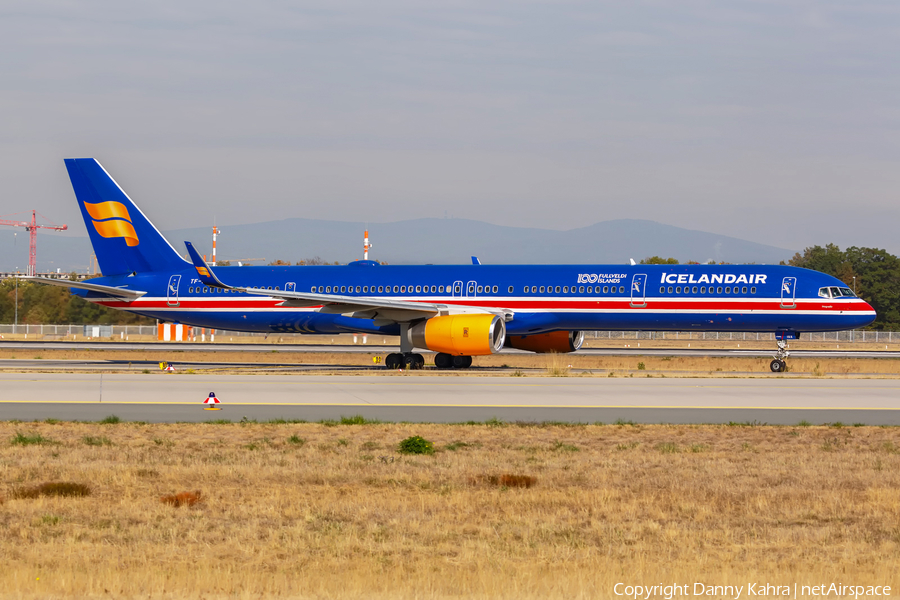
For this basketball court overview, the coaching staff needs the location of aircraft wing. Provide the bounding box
[21,277,147,301]
[184,241,512,323]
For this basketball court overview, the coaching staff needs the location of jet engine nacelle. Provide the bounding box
[505,330,584,353]
[410,314,506,356]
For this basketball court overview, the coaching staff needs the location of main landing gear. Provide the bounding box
[384,353,425,370]
[433,353,472,370]
[383,352,473,370]
[383,322,426,370]
[769,339,789,373]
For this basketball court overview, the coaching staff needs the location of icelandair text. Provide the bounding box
[658,273,767,285]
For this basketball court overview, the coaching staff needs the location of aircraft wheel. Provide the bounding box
[405,353,425,370]
[769,359,786,373]
[385,353,403,369]
[452,355,473,369]
[434,353,453,369]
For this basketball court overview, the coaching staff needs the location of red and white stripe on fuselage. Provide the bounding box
[91,295,875,317]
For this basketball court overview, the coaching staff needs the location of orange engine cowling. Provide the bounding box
[505,330,584,353]
[410,314,506,356]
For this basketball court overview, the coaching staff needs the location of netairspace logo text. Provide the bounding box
[613,582,891,600]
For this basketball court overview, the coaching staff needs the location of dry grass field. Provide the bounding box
[1,420,899,599]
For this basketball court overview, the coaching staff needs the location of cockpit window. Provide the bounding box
[829,287,841,298]
[818,287,831,299]
[839,287,856,297]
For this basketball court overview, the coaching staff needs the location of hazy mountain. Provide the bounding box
[0,218,793,273]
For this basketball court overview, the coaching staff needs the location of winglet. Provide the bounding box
[629,258,636,266]
[184,241,229,288]
[471,256,481,265]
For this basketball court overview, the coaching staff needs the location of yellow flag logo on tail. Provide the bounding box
[196,266,210,278]
[84,201,139,247]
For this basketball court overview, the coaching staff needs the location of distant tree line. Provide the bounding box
[787,245,900,330]
[0,276,153,325]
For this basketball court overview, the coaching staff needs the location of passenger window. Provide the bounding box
[586,286,593,293]
[717,287,723,294]
[377,286,383,293]
[742,287,747,294]
[604,286,609,293]
[692,286,698,293]
[325,286,331,293]
[203,287,208,293]
[660,287,665,294]
[531,286,537,293]
[414,285,420,293]
[275,286,280,291]
[579,286,584,293]
[751,287,756,294]
[400,286,406,293]
[492,285,498,293]
[725,287,731,294]
[667,286,673,293]
[554,286,561,293]
[563,286,568,293]
[392,285,398,293]
[539,286,546,293]
[188,287,193,293]
[524,286,529,293]
[477,286,483,293]
[310,286,316,292]
[439,285,444,293]
[509,286,514,293]
[676,286,681,293]
[454,283,461,294]
[318,286,324,293]
[700,286,705,294]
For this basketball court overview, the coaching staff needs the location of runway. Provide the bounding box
[1,374,898,425]
[2,340,900,359]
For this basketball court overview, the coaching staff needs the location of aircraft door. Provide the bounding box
[285,282,296,292]
[630,274,647,307]
[781,277,797,308]
[467,281,477,297]
[167,275,181,307]
[453,280,463,298]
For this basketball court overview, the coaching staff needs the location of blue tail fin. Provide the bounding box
[65,158,190,276]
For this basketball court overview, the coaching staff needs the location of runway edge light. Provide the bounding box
[203,392,221,411]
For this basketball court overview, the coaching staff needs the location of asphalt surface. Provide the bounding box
[2,340,900,359]
[1,374,898,425]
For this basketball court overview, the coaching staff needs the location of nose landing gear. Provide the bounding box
[769,339,789,373]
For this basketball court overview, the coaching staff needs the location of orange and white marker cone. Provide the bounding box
[203,392,221,411]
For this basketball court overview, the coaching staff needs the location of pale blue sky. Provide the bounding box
[1,0,899,252]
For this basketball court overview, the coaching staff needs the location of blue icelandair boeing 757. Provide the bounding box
[27,158,876,373]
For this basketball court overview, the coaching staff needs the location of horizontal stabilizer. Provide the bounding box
[21,277,146,301]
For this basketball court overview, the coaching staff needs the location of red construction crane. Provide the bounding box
[0,211,67,276]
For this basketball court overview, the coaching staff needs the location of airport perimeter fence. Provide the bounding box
[0,323,896,344]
